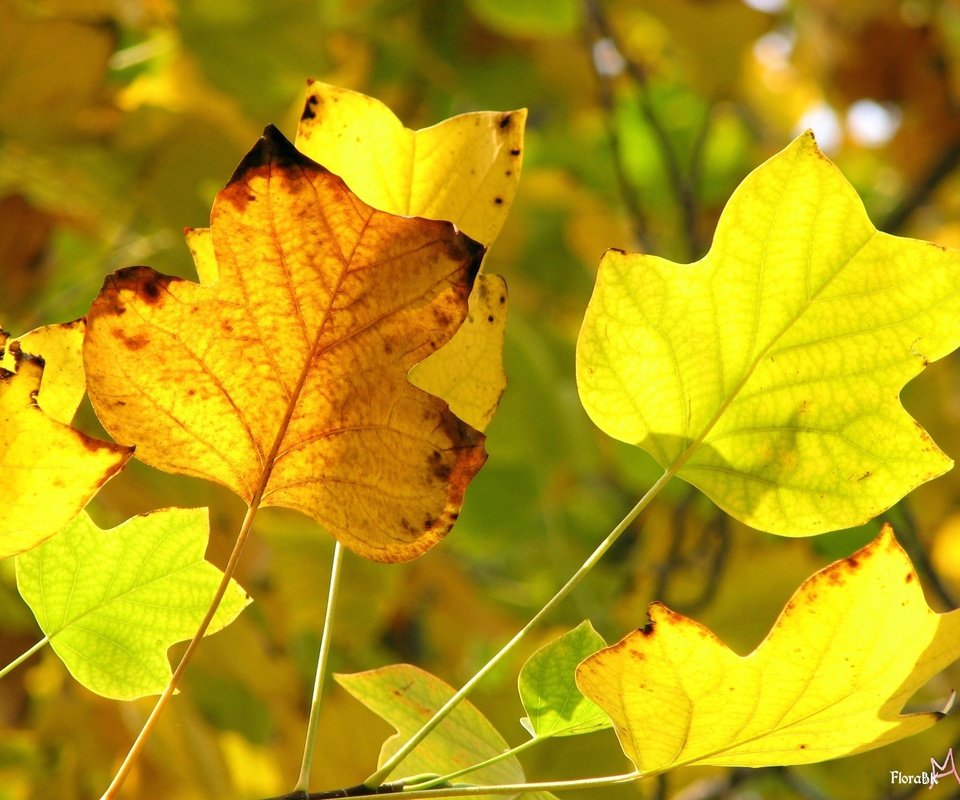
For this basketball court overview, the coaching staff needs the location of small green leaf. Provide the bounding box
[15,508,250,700]
[518,621,612,739]
[336,664,523,793]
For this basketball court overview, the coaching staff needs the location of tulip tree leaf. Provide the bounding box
[16,508,250,700]
[337,664,524,794]
[576,527,960,773]
[577,131,960,535]
[295,81,524,430]
[84,126,487,563]
[1,330,131,559]
[518,621,613,739]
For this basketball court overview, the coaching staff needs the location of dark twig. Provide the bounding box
[881,138,960,234]
[889,500,958,609]
[583,0,705,260]
[264,783,405,800]
[581,0,655,252]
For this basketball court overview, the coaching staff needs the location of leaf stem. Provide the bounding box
[295,540,346,792]
[363,468,674,788]
[0,636,49,681]
[99,501,260,800]
[295,769,642,799]
[401,736,541,791]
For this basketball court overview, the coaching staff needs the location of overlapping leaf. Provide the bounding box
[83,126,487,562]
[16,508,250,700]
[576,527,960,772]
[518,621,612,739]
[1,324,130,559]
[337,664,524,794]
[295,81,524,430]
[577,131,960,535]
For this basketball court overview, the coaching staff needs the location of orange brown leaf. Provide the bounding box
[83,126,487,562]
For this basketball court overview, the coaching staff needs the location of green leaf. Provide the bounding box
[15,508,250,700]
[518,621,612,738]
[577,131,960,536]
[336,664,523,793]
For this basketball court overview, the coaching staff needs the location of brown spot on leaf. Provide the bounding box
[510,148,521,156]
[905,572,915,583]
[227,125,322,189]
[494,196,503,205]
[487,315,494,323]
[499,113,512,129]
[444,231,486,289]
[301,93,319,120]
[112,329,149,351]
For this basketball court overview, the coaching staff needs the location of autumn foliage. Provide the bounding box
[3,3,960,800]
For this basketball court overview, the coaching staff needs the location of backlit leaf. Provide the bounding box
[336,664,524,793]
[12,320,86,423]
[1,332,131,559]
[16,508,250,700]
[576,527,960,772]
[295,81,524,246]
[84,126,487,562]
[518,621,612,739]
[577,131,960,535]
[295,82,524,430]
[408,273,508,431]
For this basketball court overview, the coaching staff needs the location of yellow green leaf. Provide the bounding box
[576,526,960,773]
[577,131,960,535]
[408,274,508,430]
[518,621,612,739]
[16,508,250,700]
[295,81,524,430]
[83,126,487,563]
[1,334,131,559]
[336,664,524,793]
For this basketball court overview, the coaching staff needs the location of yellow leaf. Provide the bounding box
[13,320,86,424]
[295,82,525,246]
[83,126,487,563]
[576,526,960,773]
[408,274,508,430]
[295,81,524,430]
[577,131,960,535]
[1,335,131,559]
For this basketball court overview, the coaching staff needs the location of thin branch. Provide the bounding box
[581,0,654,252]
[361,469,676,788]
[583,0,705,260]
[890,500,958,609]
[295,540,346,792]
[881,139,960,234]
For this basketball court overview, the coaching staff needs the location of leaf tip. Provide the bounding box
[227,125,318,186]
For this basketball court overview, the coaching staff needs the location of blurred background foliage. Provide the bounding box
[2,0,960,798]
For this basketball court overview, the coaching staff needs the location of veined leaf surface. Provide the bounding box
[296,81,523,430]
[16,508,250,700]
[576,527,960,772]
[84,126,486,562]
[577,132,960,535]
[518,621,612,739]
[337,664,523,795]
